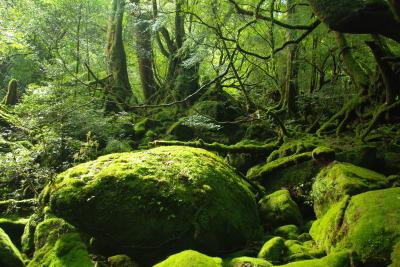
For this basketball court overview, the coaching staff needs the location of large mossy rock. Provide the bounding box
[259,190,302,230]
[276,250,354,267]
[0,227,25,267]
[311,162,388,217]
[310,188,400,266]
[153,250,223,267]
[42,146,262,264]
[27,218,92,267]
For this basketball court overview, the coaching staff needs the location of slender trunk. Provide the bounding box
[310,36,319,93]
[105,0,134,111]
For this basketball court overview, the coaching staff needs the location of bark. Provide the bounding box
[333,32,369,94]
[2,79,18,106]
[307,0,400,42]
[132,1,158,103]
[105,0,134,111]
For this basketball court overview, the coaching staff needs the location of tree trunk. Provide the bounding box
[307,0,400,42]
[132,1,158,103]
[105,0,134,112]
[333,32,369,94]
[2,79,18,106]
[283,0,299,116]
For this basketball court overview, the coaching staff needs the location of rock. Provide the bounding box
[153,250,223,267]
[0,227,25,267]
[273,225,300,240]
[284,240,324,262]
[312,147,335,164]
[311,162,388,217]
[310,188,400,266]
[225,256,272,267]
[259,190,302,229]
[27,218,92,267]
[108,254,139,267]
[0,217,28,248]
[21,212,43,256]
[257,237,286,264]
[276,250,354,267]
[42,146,262,264]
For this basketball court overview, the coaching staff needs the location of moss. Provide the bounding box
[259,190,302,229]
[134,118,161,138]
[274,225,300,240]
[311,188,400,266]
[336,145,378,171]
[21,212,44,256]
[389,241,400,267]
[311,162,388,217]
[153,250,223,267]
[108,255,139,267]
[104,139,132,154]
[27,218,92,267]
[225,256,272,267]
[0,199,37,217]
[312,147,335,163]
[257,237,286,264]
[166,120,195,141]
[43,146,262,265]
[0,227,25,267]
[276,250,354,267]
[0,217,28,248]
[284,240,325,262]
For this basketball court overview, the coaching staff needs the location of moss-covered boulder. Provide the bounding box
[273,225,300,240]
[108,255,139,267]
[311,162,388,217]
[0,227,25,267]
[225,256,272,267]
[310,188,400,266]
[259,190,302,229]
[27,218,92,267]
[390,241,400,267]
[257,237,286,264]
[154,250,223,267]
[276,250,354,267]
[42,146,262,264]
[0,217,28,248]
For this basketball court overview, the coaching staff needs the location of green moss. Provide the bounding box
[108,255,138,267]
[0,217,28,248]
[389,241,400,267]
[27,218,92,267]
[134,118,161,138]
[312,147,335,163]
[276,250,353,267]
[257,237,286,264]
[153,250,223,267]
[274,225,300,240]
[21,212,44,256]
[284,240,324,262]
[225,256,272,267]
[43,146,262,264]
[0,227,25,267]
[259,190,302,229]
[311,188,400,266]
[311,162,388,217]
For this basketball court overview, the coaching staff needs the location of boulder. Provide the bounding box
[311,162,388,217]
[276,250,354,267]
[42,146,262,264]
[274,225,300,240]
[310,188,400,266]
[154,250,222,267]
[257,237,286,264]
[27,218,92,267]
[108,255,139,267]
[0,227,25,267]
[225,256,272,267]
[259,190,302,229]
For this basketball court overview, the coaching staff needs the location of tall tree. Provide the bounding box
[105,0,135,111]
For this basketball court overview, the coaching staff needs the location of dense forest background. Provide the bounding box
[1,0,400,266]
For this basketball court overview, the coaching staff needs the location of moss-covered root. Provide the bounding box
[150,139,281,154]
[27,218,92,267]
[0,227,25,267]
[316,96,368,136]
[153,250,223,267]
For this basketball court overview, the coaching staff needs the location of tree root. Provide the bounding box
[359,101,400,140]
[150,139,282,154]
[317,96,369,136]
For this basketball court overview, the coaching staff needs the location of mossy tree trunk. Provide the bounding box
[131,0,158,104]
[283,0,299,116]
[2,79,18,106]
[307,0,400,42]
[105,0,135,112]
